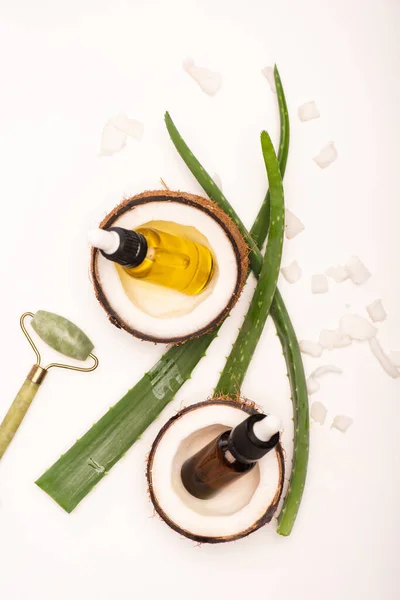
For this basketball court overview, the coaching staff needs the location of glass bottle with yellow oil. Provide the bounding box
[89,225,214,296]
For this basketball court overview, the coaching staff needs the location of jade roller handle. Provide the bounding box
[0,365,47,460]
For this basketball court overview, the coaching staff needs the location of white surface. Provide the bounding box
[0,1,399,599]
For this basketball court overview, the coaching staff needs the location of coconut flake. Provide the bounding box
[312,274,329,294]
[331,415,353,433]
[310,401,327,425]
[307,365,342,395]
[366,299,387,323]
[261,66,276,93]
[99,123,127,156]
[300,340,323,358]
[285,209,304,240]
[183,58,221,96]
[319,329,351,350]
[339,314,377,341]
[325,265,349,283]
[99,113,143,156]
[311,365,343,379]
[307,377,320,395]
[109,113,143,140]
[345,256,371,285]
[313,142,338,169]
[212,172,222,190]
[389,351,400,368]
[368,338,400,379]
[333,332,352,348]
[281,261,302,284]
[298,101,320,122]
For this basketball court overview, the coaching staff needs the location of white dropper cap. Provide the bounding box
[252,415,282,442]
[88,228,120,255]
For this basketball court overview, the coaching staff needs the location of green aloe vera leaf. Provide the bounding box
[165,93,308,535]
[35,83,287,514]
[31,311,94,361]
[37,68,306,534]
[251,65,289,244]
[215,130,285,396]
[36,331,216,513]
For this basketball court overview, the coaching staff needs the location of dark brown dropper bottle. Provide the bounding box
[181,413,281,500]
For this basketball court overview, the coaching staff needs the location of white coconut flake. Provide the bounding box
[285,209,304,240]
[307,365,342,395]
[325,265,349,283]
[300,340,323,358]
[331,415,353,433]
[261,66,276,93]
[109,113,144,140]
[99,123,127,156]
[281,261,302,284]
[333,331,352,348]
[366,299,387,323]
[298,101,320,122]
[99,113,144,156]
[368,338,400,379]
[389,350,400,368]
[310,401,327,425]
[311,365,343,379]
[339,314,377,341]
[319,329,351,350]
[212,172,222,190]
[313,142,338,169]
[312,274,329,294]
[307,377,320,395]
[345,256,371,285]
[183,58,222,96]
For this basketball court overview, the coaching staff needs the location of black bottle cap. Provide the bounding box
[101,227,148,268]
[227,414,280,464]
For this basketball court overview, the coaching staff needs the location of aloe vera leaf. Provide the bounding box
[251,65,289,244]
[31,311,94,361]
[215,131,285,395]
[165,100,308,535]
[36,331,215,513]
[37,70,306,533]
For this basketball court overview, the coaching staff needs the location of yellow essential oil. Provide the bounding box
[91,222,214,296]
[125,226,214,295]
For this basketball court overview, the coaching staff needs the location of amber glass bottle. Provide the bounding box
[181,414,281,500]
[89,225,214,296]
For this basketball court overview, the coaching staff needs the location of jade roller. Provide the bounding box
[0,311,98,460]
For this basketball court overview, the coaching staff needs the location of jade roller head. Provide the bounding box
[0,311,98,460]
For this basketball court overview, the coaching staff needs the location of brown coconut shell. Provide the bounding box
[90,190,249,344]
[146,398,285,544]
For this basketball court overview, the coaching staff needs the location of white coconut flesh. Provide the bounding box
[148,403,284,542]
[93,201,240,341]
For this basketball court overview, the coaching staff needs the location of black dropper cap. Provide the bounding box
[100,227,148,268]
[227,414,280,465]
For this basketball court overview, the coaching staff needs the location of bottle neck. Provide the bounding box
[226,414,280,465]
[101,227,148,268]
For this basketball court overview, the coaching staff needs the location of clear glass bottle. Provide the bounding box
[89,225,214,296]
[181,414,281,500]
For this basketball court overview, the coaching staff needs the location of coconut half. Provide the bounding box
[91,190,248,343]
[146,399,285,544]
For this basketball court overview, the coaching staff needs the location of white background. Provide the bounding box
[0,1,399,598]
